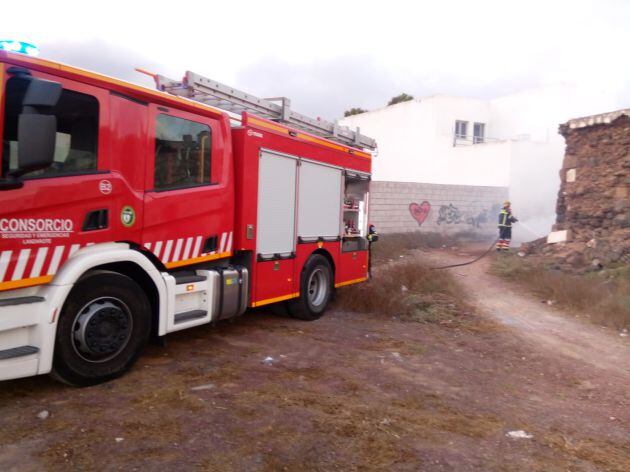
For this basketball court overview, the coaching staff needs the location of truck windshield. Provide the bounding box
[1,76,99,178]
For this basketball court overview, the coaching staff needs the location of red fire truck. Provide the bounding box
[0,48,376,385]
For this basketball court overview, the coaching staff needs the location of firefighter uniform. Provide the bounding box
[497,202,517,251]
[367,224,379,276]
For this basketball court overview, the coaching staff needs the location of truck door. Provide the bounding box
[142,105,233,269]
[0,65,116,291]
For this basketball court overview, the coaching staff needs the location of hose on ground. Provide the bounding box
[430,239,500,270]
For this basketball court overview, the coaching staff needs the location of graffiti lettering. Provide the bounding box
[407,200,505,228]
[436,204,462,225]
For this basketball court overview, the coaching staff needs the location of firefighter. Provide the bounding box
[367,223,379,277]
[497,201,518,251]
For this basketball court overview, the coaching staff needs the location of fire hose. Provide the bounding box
[429,239,500,270]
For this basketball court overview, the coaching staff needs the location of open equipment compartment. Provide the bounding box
[342,171,370,252]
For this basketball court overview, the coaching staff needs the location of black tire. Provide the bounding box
[51,270,151,386]
[287,254,333,321]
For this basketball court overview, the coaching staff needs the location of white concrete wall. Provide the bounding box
[341,99,435,183]
[341,96,509,187]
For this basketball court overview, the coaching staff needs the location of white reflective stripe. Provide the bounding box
[29,247,49,278]
[182,237,193,260]
[162,240,173,263]
[144,242,152,250]
[153,241,163,259]
[47,246,65,275]
[12,249,31,281]
[0,251,12,281]
[219,232,227,253]
[226,231,233,252]
[172,239,184,262]
[192,236,202,257]
[68,244,81,257]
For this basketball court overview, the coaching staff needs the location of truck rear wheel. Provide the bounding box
[287,254,333,321]
[51,270,151,386]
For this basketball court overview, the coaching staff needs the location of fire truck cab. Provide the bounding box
[0,50,374,385]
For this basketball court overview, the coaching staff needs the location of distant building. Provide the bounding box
[340,91,578,239]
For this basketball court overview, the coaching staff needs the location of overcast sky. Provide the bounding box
[4,0,630,120]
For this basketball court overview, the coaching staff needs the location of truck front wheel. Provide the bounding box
[52,270,151,386]
[287,254,333,321]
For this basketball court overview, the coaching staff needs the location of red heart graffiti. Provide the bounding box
[409,201,431,226]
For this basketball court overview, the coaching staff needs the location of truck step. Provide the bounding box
[173,274,207,285]
[0,345,39,360]
[0,296,45,307]
[174,310,207,324]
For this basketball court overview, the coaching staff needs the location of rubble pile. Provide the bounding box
[523,111,630,270]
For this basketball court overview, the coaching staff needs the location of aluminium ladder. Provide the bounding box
[152,71,377,151]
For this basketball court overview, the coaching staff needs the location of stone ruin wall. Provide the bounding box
[553,114,630,266]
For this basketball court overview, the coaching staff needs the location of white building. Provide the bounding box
[339,85,615,239]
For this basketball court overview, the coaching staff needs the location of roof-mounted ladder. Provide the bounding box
[152,71,376,150]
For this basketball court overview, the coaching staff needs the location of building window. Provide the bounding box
[154,114,212,190]
[455,120,468,139]
[2,76,99,178]
[473,122,486,144]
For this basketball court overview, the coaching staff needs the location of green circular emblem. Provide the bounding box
[120,206,136,228]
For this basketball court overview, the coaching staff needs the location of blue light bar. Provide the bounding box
[0,40,39,56]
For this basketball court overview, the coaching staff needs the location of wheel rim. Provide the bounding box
[71,297,133,363]
[307,267,329,307]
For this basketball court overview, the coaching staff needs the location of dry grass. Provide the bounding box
[372,231,493,262]
[336,231,482,324]
[543,431,630,472]
[491,254,630,329]
[217,381,504,471]
[371,232,448,262]
[335,259,469,324]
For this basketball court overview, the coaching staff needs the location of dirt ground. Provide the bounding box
[1,246,629,471]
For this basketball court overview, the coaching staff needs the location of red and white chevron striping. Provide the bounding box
[0,243,93,285]
[143,231,233,265]
[0,231,233,287]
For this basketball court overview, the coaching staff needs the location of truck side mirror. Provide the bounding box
[22,76,62,108]
[14,76,62,176]
[17,113,57,174]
